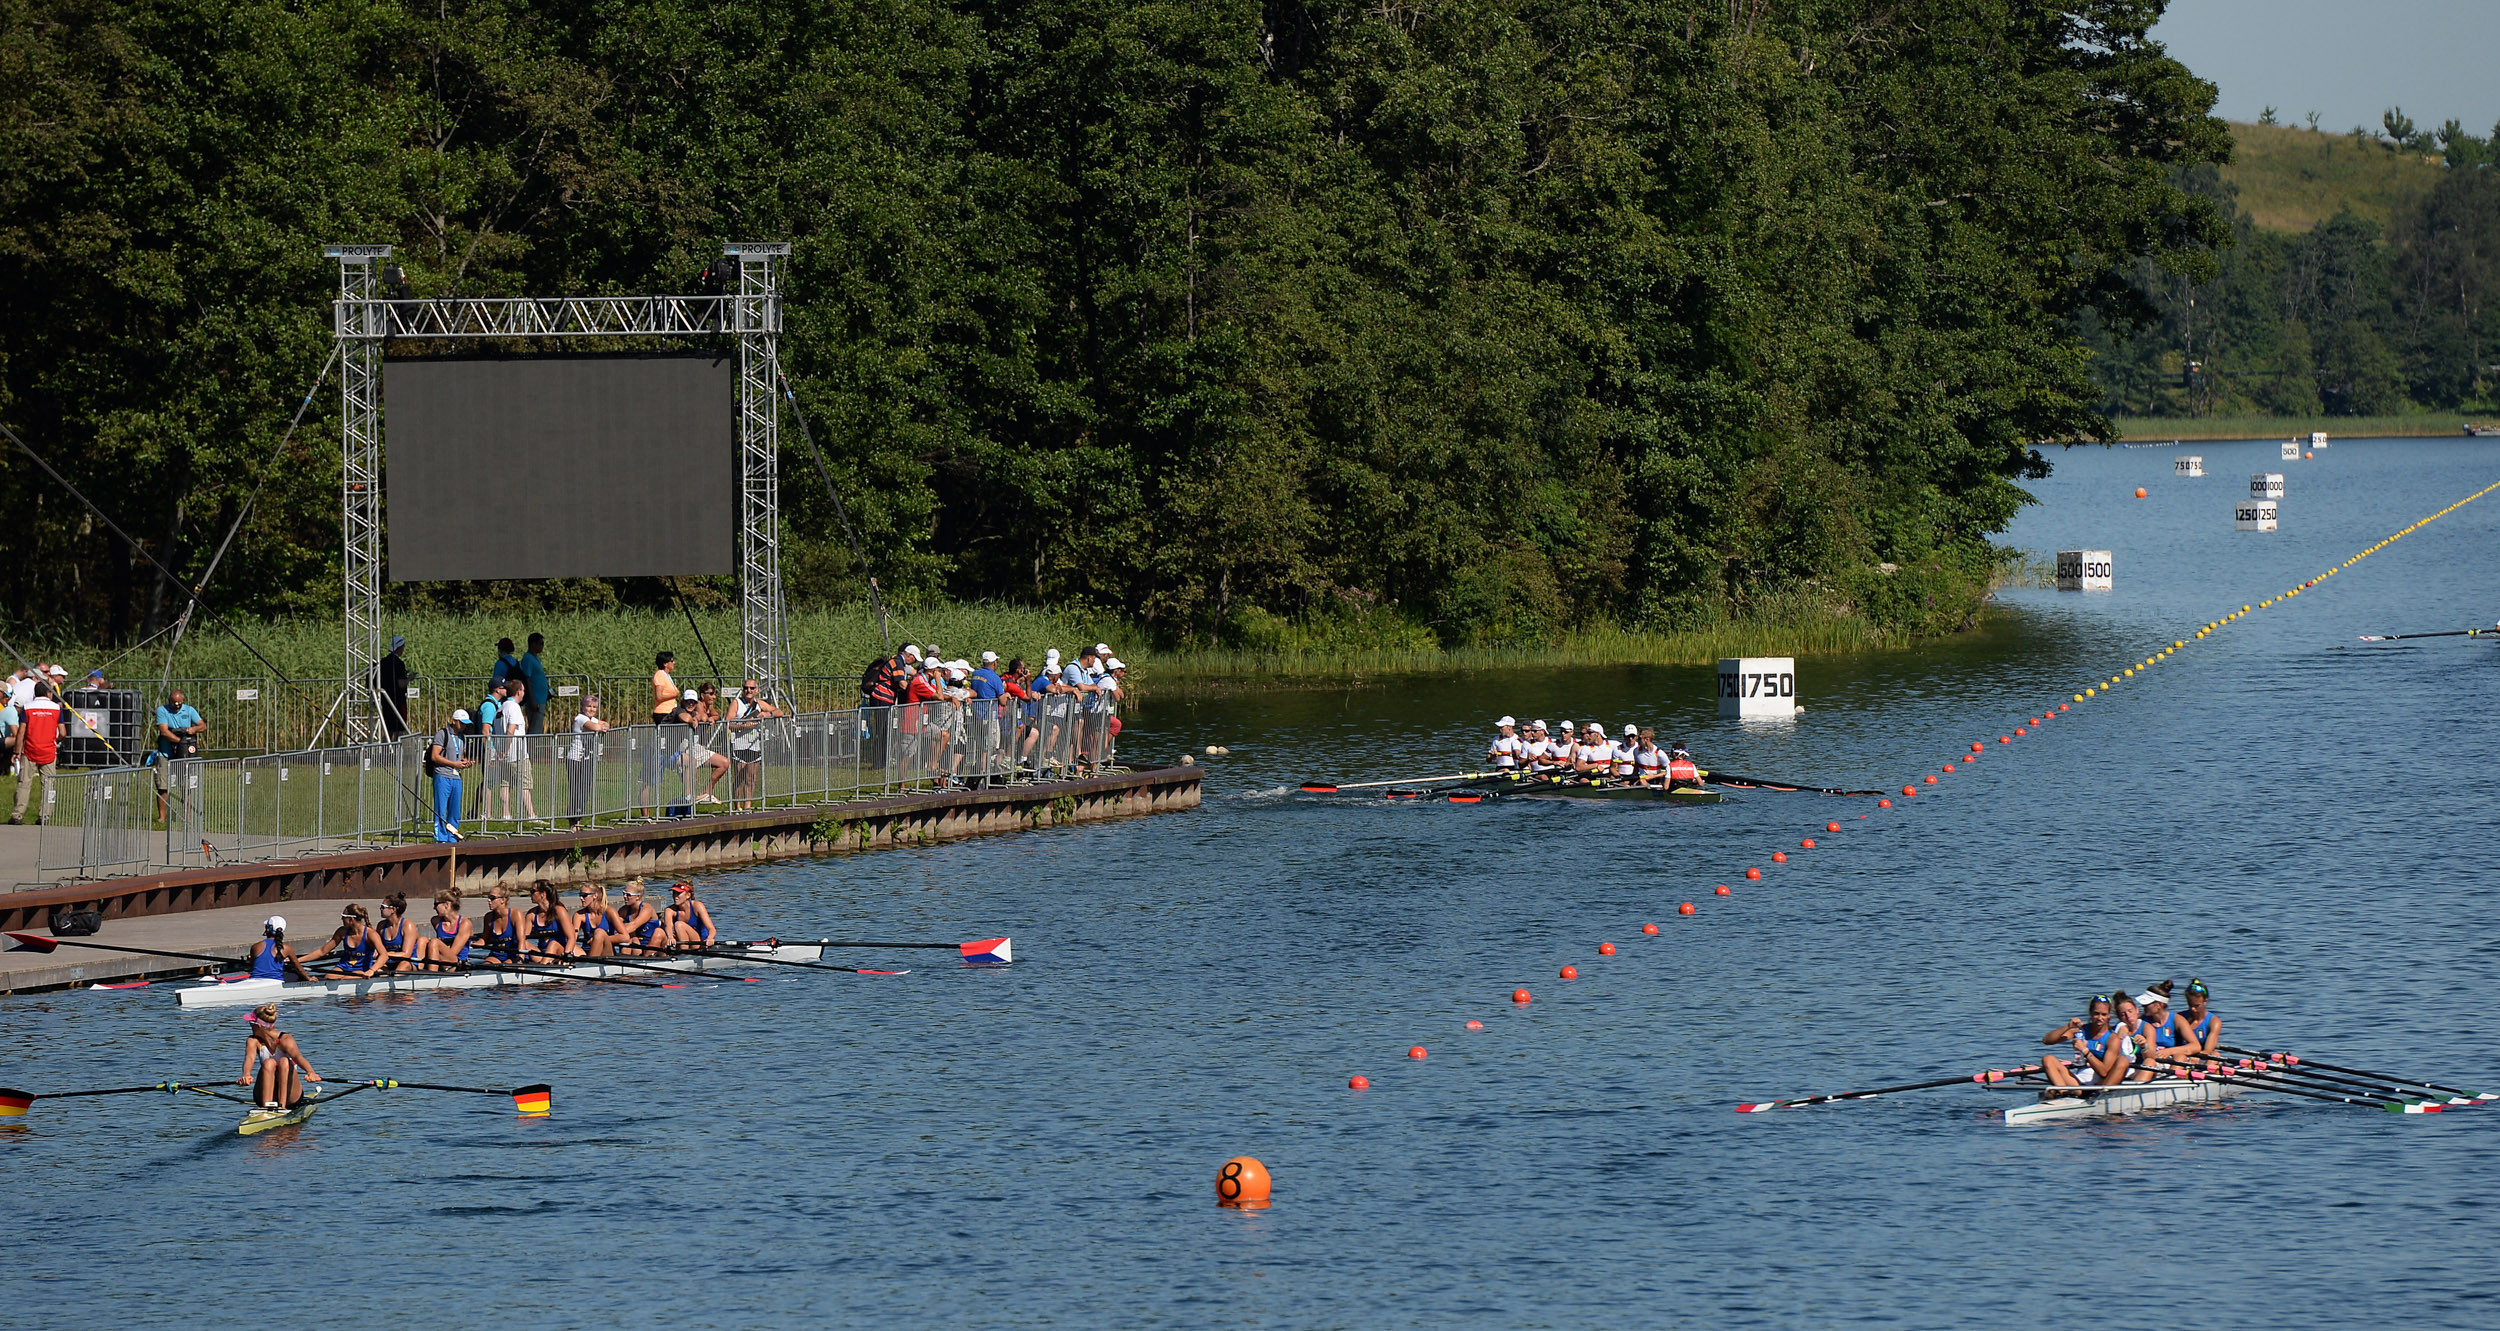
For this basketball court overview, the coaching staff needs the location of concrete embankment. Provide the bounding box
[1,766,1200,995]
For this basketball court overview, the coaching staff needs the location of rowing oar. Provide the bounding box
[1298,773,1478,793]
[361,1080,552,1115]
[2354,626,2499,641]
[2219,1045,2494,1105]
[2191,1059,2433,1112]
[6,931,254,971]
[2230,1058,2465,1108]
[662,945,908,976]
[6,933,681,993]
[1738,1065,2042,1112]
[1704,771,1884,796]
[509,951,760,984]
[0,1081,261,1118]
[783,936,1013,964]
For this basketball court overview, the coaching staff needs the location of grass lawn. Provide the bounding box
[2220,120,2447,233]
[2110,414,2478,442]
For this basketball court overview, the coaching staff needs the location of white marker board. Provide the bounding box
[2174,456,2204,477]
[2251,473,2284,498]
[2310,432,2328,449]
[2281,440,2302,460]
[2235,500,2279,531]
[2055,550,2113,591]
[1717,657,1797,718]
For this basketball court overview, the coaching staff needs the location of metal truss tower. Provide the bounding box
[326,244,391,742]
[323,241,795,735]
[728,242,793,708]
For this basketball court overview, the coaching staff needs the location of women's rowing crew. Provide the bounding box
[1486,717,1704,788]
[237,879,722,978]
[2039,979,2225,1088]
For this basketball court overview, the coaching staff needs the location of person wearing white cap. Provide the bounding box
[425,708,475,842]
[1614,724,1640,778]
[1539,722,1578,776]
[2133,989,2198,1072]
[966,653,1007,783]
[242,915,312,983]
[1575,722,1618,778]
[1487,717,1522,771]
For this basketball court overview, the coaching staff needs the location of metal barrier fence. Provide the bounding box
[14,697,1118,884]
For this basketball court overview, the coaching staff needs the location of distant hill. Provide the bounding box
[2219,120,2447,232]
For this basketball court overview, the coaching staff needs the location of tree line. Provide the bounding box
[2084,115,2500,419]
[2,0,2228,654]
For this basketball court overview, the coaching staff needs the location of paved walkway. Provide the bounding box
[1,897,395,995]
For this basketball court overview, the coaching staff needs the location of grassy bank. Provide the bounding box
[27,599,1904,702]
[2219,119,2445,233]
[2111,414,2477,442]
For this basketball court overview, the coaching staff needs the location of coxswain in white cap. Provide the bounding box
[1487,716,1522,771]
[244,915,312,983]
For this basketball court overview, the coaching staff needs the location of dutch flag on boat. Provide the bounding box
[959,937,1013,965]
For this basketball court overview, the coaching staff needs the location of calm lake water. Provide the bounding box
[7,437,2499,1327]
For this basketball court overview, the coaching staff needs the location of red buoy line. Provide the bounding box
[1341,474,2500,1094]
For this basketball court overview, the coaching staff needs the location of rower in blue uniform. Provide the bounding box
[417,887,473,970]
[300,904,388,978]
[244,916,312,983]
[2039,995,2133,1089]
[476,887,522,963]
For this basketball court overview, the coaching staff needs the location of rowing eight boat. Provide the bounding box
[2001,1077,2243,1125]
[173,942,827,1008]
[1452,773,1724,804]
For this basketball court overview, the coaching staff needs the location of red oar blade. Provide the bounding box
[1298,783,1338,793]
[0,1088,34,1118]
[959,937,1012,965]
[4,932,61,953]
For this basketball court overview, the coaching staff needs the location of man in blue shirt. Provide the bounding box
[967,652,1006,783]
[517,632,551,733]
[151,689,205,822]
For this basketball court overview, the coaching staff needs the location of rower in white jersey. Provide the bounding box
[1613,724,1639,777]
[1549,722,1581,775]
[1631,728,1670,784]
[1486,716,1524,771]
[1575,723,1617,776]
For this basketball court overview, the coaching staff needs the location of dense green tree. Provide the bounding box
[3,0,2234,655]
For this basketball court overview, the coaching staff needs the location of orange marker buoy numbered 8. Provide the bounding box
[1217,1156,1272,1208]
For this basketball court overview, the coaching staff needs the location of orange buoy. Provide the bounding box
[1773,851,1788,863]
[1923,775,1936,784]
[1713,884,1730,896]
[1879,798,1892,807]
[1598,942,1616,956]
[1466,1020,1483,1030]
[1407,1045,1427,1059]
[2135,487,2147,498]
[1513,988,1532,1004]
[1642,922,1659,935]
[1678,902,1696,915]
[2058,703,2068,711]
[1560,965,1579,980]
[1745,867,1763,880]
[1217,1156,1272,1208]
[1348,1075,1369,1090]
[2014,727,2026,735]
[1999,735,2010,744]
[1942,763,1955,772]
[1826,822,1841,833]
[1801,838,1815,849]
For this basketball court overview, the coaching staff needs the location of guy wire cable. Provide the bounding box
[770,349,891,652]
[159,346,341,697]
[0,417,299,691]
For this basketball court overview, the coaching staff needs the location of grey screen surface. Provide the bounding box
[384,355,735,580]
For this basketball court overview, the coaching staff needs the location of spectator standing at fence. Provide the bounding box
[491,637,520,697]
[565,694,610,827]
[640,651,682,817]
[151,688,205,824]
[518,632,550,734]
[967,652,1005,786]
[426,709,474,842]
[8,681,62,824]
[474,680,507,820]
[726,679,780,810]
[685,683,731,805]
[376,636,410,739]
[495,683,538,826]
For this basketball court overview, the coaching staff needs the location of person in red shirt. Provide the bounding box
[902,656,942,778]
[10,681,62,825]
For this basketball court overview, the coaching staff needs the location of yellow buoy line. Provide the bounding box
[2069,476,2500,703]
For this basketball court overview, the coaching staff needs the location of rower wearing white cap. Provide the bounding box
[243,915,313,982]
[1486,717,1522,770]
[1613,724,1639,778]
[2134,989,2201,1071]
[1574,723,1617,777]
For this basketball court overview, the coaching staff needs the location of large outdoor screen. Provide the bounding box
[384,354,736,581]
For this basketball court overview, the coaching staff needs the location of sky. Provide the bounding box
[2150,0,2500,136]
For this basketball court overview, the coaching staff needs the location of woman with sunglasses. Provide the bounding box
[417,888,473,970]
[572,883,623,959]
[658,880,717,950]
[613,879,665,955]
[300,903,389,979]
[2039,995,2134,1090]
[520,882,575,963]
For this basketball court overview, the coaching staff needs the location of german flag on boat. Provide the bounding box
[0,1087,32,1118]
[513,1084,552,1116]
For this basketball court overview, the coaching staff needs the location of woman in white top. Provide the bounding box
[565,694,611,827]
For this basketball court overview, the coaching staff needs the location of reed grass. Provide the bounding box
[2110,414,2473,442]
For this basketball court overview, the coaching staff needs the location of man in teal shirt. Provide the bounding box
[518,632,551,733]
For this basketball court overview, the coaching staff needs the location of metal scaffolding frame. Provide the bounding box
[322,242,795,737]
